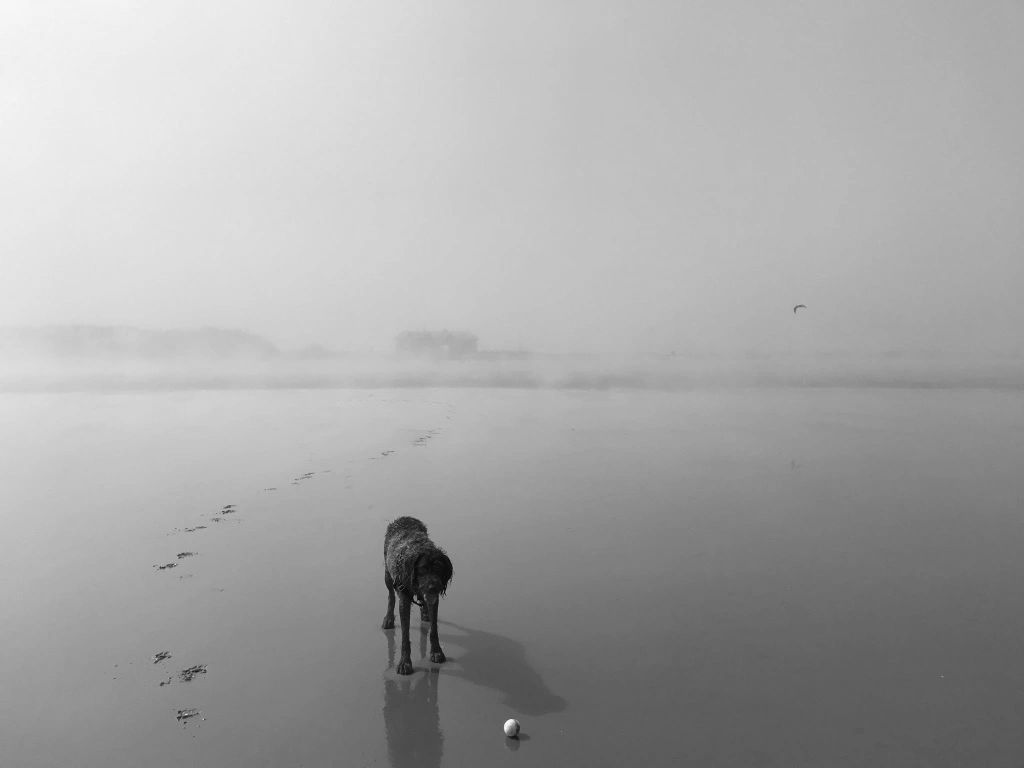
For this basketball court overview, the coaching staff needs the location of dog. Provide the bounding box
[381,516,453,675]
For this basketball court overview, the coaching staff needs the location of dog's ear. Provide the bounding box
[436,551,453,596]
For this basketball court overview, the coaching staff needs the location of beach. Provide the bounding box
[4,385,1024,767]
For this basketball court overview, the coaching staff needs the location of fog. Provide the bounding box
[3,1,1023,358]
[3,324,1024,393]
[7,8,1024,764]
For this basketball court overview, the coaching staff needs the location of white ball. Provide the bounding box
[504,718,520,738]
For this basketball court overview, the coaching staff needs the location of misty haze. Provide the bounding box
[3,2,1024,767]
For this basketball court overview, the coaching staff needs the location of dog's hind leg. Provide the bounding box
[396,591,414,675]
[427,599,446,664]
[382,569,396,630]
[418,591,430,622]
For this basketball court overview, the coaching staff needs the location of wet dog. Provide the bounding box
[381,516,453,675]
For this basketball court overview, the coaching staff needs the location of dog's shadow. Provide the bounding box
[383,619,566,717]
[381,618,565,765]
[381,619,565,766]
[436,619,567,716]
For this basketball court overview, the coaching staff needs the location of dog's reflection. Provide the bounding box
[383,628,443,768]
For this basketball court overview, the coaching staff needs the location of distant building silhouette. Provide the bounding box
[395,330,478,359]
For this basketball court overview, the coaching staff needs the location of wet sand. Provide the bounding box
[3,387,1024,766]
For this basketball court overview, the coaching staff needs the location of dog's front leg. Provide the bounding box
[382,569,396,630]
[428,599,445,664]
[396,592,414,675]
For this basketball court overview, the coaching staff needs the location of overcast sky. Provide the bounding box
[2,1,1022,355]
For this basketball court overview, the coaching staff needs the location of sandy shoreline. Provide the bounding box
[4,387,1024,766]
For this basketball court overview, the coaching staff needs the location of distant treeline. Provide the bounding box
[0,325,280,359]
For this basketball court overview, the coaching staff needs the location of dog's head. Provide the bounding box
[408,549,453,605]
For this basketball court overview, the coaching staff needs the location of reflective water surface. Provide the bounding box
[3,387,1024,766]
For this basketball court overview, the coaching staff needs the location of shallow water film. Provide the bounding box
[3,386,1024,767]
